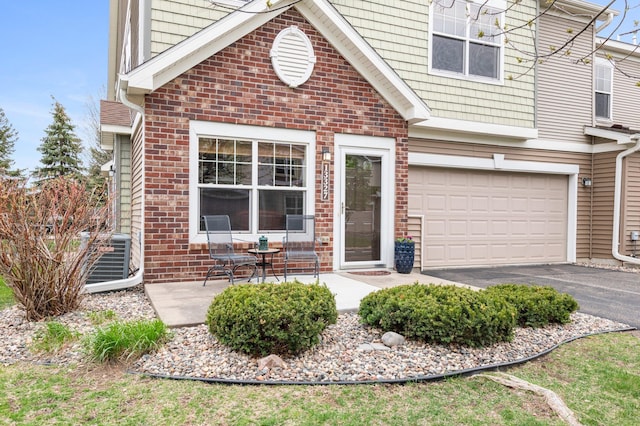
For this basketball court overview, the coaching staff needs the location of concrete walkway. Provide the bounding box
[145,271,465,327]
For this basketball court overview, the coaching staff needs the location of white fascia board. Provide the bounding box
[551,0,618,18]
[409,152,579,174]
[123,0,293,93]
[293,0,431,123]
[409,128,625,154]
[411,117,538,141]
[584,126,634,144]
[100,124,132,135]
[597,38,640,57]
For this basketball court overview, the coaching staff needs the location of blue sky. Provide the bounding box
[0,1,108,174]
[0,1,637,175]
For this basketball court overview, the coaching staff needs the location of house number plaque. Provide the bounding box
[321,163,330,201]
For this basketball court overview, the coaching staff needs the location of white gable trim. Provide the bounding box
[119,0,430,123]
[123,0,283,94]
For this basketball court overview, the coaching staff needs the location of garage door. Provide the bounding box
[408,167,568,268]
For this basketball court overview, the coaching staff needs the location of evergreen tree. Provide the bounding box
[84,94,111,198]
[0,107,22,178]
[34,99,84,183]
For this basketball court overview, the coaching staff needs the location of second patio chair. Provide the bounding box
[283,214,319,281]
[202,215,257,286]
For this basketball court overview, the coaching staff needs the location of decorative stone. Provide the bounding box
[257,354,287,371]
[370,342,391,351]
[382,331,406,347]
[357,343,374,352]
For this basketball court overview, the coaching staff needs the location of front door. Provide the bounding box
[334,135,395,269]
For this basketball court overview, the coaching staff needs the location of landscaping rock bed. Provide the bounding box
[0,285,632,384]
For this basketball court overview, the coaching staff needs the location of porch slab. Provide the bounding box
[145,271,466,328]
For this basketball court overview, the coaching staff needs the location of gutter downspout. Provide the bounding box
[85,86,145,293]
[612,134,640,265]
[595,12,615,34]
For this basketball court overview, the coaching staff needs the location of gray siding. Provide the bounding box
[621,152,640,257]
[129,124,144,271]
[591,151,616,259]
[537,14,594,142]
[608,54,640,127]
[115,135,132,234]
[150,0,226,56]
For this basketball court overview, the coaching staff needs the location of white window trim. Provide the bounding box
[189,121,316,244]
[594,57,614,123]
[428,0,505,85]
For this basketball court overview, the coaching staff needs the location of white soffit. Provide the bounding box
[120,0,431,123]
[100,124,132,135]
[584,126,635,144]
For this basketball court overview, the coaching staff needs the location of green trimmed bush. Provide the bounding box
[484,284,579,327]
[206,281,337,356]
[359,284,517,347]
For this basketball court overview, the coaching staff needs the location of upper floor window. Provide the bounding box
[595,58,613,120]
[430,0,504,81]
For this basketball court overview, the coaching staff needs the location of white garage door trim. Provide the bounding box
[408,152,579,263]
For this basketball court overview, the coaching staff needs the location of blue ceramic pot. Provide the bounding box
[394,242,415,274]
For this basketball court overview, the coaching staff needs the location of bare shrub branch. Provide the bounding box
[0,177,112,321]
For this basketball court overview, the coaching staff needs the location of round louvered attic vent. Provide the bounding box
[270,26,316,88]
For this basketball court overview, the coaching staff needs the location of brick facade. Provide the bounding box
[143,10,408,283]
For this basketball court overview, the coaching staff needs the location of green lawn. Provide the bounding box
[0,277,14,310]
[0,331,638,425]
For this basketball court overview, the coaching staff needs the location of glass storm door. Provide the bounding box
[342,153,383,265]
[335,136,394,270]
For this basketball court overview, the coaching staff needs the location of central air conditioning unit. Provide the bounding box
[82,233,131,284]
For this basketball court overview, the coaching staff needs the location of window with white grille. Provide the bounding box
[595,58,613,120]
[430,0,504,81]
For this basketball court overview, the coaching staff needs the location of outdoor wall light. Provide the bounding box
[582,177,592,187]
[322,147,331,162]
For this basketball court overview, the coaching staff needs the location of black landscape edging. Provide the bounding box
[127,326,636,386]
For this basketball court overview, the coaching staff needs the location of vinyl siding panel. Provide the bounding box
[130,124,144,271]
[150,0,228,56]
[537,14,594,142]
[131,0,140,66]
[408,215,423,269]
[607,54,640,127]
[621,152,640,256]
[408,138,592,259]
[591,151,616,258]
[116,135,132,234]
[332,0,537,128]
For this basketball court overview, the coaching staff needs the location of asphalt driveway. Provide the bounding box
[424,264,640,329]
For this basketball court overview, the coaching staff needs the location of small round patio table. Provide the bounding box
[247,248,280,283]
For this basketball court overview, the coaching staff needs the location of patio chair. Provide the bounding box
[283,214,319,281]
[202,215,257,286]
